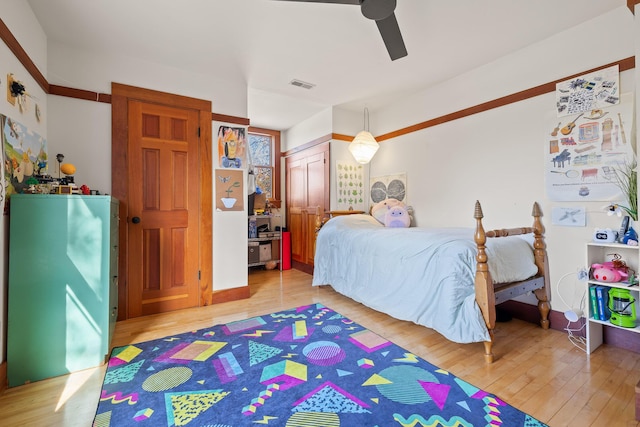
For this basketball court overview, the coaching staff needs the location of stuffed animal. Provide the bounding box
[371,198,404,224]
[384,205,411,228]
[591,261,629,283]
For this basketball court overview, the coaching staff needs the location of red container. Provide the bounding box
[281,231,292,270]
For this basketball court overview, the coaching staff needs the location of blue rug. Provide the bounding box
[93,304,547,426]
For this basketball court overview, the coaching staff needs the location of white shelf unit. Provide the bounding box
[585,242,640,354]
[248,214,282,269]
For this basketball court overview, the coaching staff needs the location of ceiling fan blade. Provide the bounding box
[375,12,407,61]
[274,0,360,4]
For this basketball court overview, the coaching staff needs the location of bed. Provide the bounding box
[312,201,550,363]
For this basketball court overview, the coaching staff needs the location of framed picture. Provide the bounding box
[255,166,273,199]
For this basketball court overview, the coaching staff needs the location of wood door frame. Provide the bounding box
[112,83,213,320]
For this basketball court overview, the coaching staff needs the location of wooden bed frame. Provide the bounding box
[473,201,550,363]
[314,201,550,363]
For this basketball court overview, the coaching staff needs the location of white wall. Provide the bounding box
[0,0,49,364]
[282,107,333,151]
[47,96,111,193]
[370,6,636,313]
[375,7,634,136]
[212,122,248,291]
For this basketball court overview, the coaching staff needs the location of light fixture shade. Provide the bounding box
[564,308,583,322]
[349,130,379,164]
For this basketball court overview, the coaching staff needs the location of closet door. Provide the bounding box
[285,142,329,269]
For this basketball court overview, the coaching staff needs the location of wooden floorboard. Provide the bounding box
[0,268,638,426]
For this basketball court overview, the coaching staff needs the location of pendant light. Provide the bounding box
[349,107,379,164]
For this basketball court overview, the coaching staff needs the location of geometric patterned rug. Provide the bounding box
[93,303,548,426]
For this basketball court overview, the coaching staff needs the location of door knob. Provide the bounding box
[131,216,141,224]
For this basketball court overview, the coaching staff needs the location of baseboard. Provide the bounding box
[210,286,251,304]
[498,300,640,354]
[292,261,313,275]
[0,361,6,393]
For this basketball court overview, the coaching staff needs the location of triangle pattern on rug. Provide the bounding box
[93,304,548,427]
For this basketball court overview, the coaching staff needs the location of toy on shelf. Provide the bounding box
[608,288,637,327]
[591,253,637,284]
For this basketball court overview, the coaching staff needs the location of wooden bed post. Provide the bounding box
[531,202,551,329]
[473,201,496,363]
[315,205,322,235]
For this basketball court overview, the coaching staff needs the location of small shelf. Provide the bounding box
[587,242,640,249]
[585,241,640,354]
[249,236,281,242]
[588,317,640,334]
[587,279,640,290]
[248,214,282,270]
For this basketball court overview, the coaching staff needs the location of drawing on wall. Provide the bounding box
[556,65,619,117]
[215,168,244,211]
[551,206,586,227]
[1,114,47,206]
[217,126,246,168]
[545,92,634,202]
[370,173,406,204]
[336,162,365,211]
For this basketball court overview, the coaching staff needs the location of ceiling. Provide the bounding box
[26,0,627,131]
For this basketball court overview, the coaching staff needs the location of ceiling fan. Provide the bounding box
[274,0,407,61]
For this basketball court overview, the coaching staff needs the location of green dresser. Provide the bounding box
[7,194,119,386]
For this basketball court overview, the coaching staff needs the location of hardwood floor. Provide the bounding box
[0,268,638,426]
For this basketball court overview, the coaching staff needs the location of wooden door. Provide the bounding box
[127,100,200,316]
[287,157,305,264]
[285,142,329,269]
[112,83,212,320]
[304,151,326,265]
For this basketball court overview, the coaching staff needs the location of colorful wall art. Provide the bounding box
[1,114,47,203]
[545,92,634,202]
[217,126,247,168]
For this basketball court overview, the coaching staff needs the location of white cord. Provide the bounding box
[564,319,587,352]
[556,271,578,309]
[556,271,587,352]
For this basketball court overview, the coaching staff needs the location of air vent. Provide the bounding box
[289,79,315,90]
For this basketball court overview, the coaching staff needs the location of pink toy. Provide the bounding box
[591,261,629,282]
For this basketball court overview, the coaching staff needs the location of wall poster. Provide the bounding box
[556,65,619,117]
[336,161,365,211]
[215,168,244,211]
[370,173,407,205]
[217,125,246,168]
[545,92,634,202]
[1,114,47,209]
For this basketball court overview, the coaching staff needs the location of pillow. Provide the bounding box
[486,236,539,283]
[371,198,404,224]
[384,205,411,228]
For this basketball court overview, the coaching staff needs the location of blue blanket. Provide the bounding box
[313,214,537,343]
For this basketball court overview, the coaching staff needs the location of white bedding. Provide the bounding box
[312,214,538,343]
